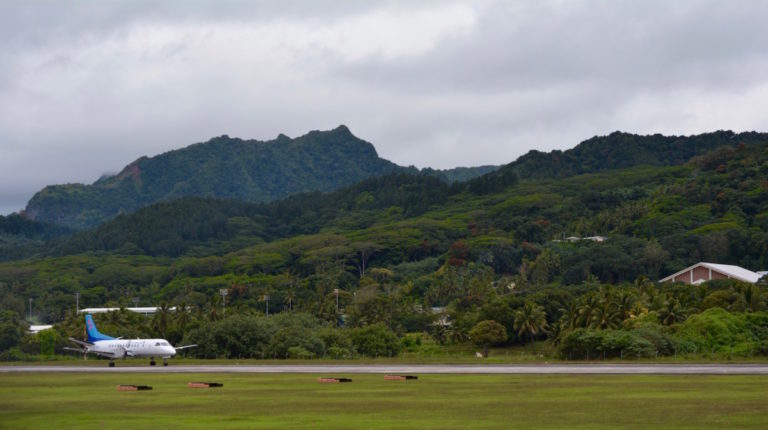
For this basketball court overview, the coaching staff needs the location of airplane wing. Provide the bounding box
[67,337,121,359]
[68,337,92,347]
[63,345,119,359]
[174,344,197,351]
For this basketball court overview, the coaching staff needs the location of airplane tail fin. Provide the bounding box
[85,314,115,342]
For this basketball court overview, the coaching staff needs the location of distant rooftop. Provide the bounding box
[27,324,53,334]
[78,307,176,315]
[660,262,763,284]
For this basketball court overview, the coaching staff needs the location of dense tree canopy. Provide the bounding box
[2,130,768,360]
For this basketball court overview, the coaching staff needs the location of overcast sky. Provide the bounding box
[2,0,768,215]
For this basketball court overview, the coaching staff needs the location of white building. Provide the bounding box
[78,307,176,316]
[27,325,53,334]
[660,262,764,285]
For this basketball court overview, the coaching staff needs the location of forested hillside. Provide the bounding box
[0,214,71,261]
[22,126,498,230]
[24,126,401,228]
[469,130,768,193]
[3,130,768,361]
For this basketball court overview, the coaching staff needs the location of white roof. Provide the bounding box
[660,262,761,284]
[78,307,176,314]
[583,236,607,242]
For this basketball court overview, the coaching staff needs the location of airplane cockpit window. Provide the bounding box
[155,342,160,346]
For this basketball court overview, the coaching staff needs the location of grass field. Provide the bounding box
[8,339,768,366]
[1,372,767,429]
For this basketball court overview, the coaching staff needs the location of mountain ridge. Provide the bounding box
[466,130,768,194]
[24,125,496,229]
[22,128,768,231]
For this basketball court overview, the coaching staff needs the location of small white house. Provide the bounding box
[27,325,53,334]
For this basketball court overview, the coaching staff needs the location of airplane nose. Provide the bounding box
[167,347,177,356]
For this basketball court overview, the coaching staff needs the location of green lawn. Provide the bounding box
[1,373,767,429]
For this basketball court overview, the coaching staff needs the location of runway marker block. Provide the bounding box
[318,377,352,383]
[384,375,418,380]
[117,385,152,391]
[188,382,223,388]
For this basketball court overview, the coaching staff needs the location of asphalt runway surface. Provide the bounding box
[3,364,768,374]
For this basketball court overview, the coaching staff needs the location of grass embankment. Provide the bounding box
[1,373,766,429]
[5,339,768,366]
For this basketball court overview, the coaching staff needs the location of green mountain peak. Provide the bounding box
[25,127,401,229]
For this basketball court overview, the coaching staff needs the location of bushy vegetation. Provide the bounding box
[0,214,71,261]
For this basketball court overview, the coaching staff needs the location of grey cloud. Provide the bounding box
[1,0,768,215]
[336,1,768,94]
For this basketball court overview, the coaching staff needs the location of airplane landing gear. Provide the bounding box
[109,361,115,367]
[163,358,168,367]
[150,359,156,366]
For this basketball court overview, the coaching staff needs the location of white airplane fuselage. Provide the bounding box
[68,314,195,366]
[87,338,177,359]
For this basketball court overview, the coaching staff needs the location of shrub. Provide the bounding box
[469,320,508,357]
[674,307,760,354]
[350,324,400,357]
[559,328,655,359]
[0,347,30,361]
[267,326,323,359]
[631,323,673,355]
[286,346,314,359]
[317,328,353,355]
[0,315,23,352]
[326,346,353,359]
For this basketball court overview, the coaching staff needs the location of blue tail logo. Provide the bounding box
[85,314,115,342]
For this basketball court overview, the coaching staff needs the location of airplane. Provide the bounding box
[66,314,196,367]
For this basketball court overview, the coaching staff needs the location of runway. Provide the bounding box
[3,364,768,374]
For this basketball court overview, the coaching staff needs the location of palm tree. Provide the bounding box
[152,302,170,338]
[514,302,548,350]
[582,274,600,289]
[630,301,649,320]
[206,296,220,322]
[643,282,666,311]
[635,275,658,306]
[598,285,614,304]
[659,294,685,325]
[590,303,621,330]
[284,289,296,312]
[634,275,653,291]
[558,301,580,330]
[614,290,636,322]
[430,323,449,345]
[578,293,601,328]
[548,319,567,347]
[174,301,191,332]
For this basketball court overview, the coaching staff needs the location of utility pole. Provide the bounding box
[334,288,339,313]
[132,297,139,308]
[29,298,32,321]
[75,292,80,313]
[219,289,228,316]
[264,295,270,318]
